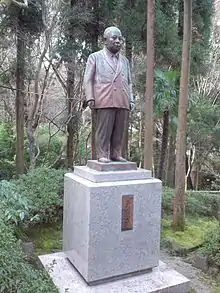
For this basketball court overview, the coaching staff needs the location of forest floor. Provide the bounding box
[27,222,220,293]
[160,249,220,293]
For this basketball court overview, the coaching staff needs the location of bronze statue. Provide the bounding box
[83,26,135,163]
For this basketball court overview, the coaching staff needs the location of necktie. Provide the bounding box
[112,55,118,70]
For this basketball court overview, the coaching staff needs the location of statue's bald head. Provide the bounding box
[103,26,123,54]
[103,27,122,39]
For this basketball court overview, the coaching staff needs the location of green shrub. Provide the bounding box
[0,213,58,293]
[162,187,174,213]
[0,159,15,180]
[163,187,220,218]
[36,126,66,168]
[0,168,64,292]
[186,191,220,218]
[12,168,65,225]
[212,177,220,191]
[0,180,29,226]
[201,226,220,268]
[0,122,14,158]
[0,122,15,179]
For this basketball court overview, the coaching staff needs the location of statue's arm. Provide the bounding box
[83,54,96,103]
[127,61,135,107]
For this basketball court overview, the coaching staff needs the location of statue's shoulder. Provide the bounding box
[120,54,129,64]
[88,50,104,60]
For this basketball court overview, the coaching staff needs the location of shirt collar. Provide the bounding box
[104,47,120,59]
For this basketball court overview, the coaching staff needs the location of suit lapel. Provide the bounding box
[102,50,115,72]
[101,49,123,82]
[113,55,122,81]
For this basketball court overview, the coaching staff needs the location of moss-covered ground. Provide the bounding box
[26,216,220,292]
[26,215,219,263]
[27,216,218,256]
[26,221,62,255]
[162,216,218,251]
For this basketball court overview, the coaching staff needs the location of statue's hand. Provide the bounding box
[130,102,135,112]
[87,100,95,109]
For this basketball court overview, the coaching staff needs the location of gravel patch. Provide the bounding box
[160,249,214,293]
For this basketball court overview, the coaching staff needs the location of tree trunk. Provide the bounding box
[66,57,77,168]
[90,0,99,160]
[185,153,193,190]
[139,109,145,168]
[122,37,132,159]
[165,132,176,187]
[154,125,160,177]
[144,0,155,170]
[191,162,200,190]
[178,0,184,38]
[158,110,169,180]
[66,0,80,168]
[173,0,192,231]
[16,17,25,175]
[195,164,200,190]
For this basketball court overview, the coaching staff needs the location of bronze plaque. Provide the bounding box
[121,195,134,231]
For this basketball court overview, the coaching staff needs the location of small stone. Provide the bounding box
[208,266,219,277]
[192,253,208,272]
[22,241,35,256]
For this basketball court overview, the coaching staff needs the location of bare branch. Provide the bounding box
[48,138,67,168]
[10,0,28,8]
[44,56,67,93]
[0,84,16,91]
[29,3,61,126]
[42,113,66,133]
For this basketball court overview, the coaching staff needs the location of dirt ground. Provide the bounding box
[160,249,219,293]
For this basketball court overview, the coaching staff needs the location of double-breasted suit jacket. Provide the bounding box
[83,48,134,109]
[83,48,134,160]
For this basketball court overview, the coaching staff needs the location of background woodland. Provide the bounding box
[0,0,219,191]
[0,1,220,292]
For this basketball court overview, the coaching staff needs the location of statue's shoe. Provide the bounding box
[111,156,127,162]
[98,157,111,163]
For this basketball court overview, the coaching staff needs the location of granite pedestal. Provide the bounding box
[39,160,190,292]
[63,160,162,284]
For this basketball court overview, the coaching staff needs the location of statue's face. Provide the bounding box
[105,29,123,54]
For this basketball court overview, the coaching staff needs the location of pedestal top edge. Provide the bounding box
[74,165,151,173]
[64,172,162,186]
[86,160,137,172]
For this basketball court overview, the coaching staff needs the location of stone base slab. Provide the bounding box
[87,160,137,172]
[39,252,190,293]
[74,166,152,182]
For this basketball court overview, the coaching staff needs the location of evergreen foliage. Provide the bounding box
[0,216,58,293]
[0,171,60,292]
[1,0,43,33]
[201,226,220,268]
[13,168,64,225]
[163,187,220,218]
[0,0,219,287]
[0,168,64,227]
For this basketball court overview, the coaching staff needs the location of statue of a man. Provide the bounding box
[83,26,135,163]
